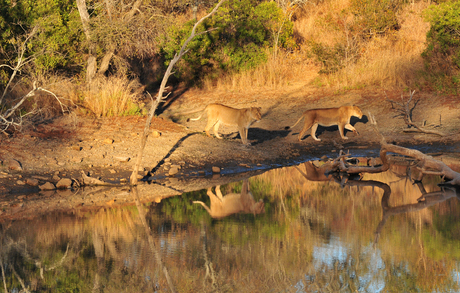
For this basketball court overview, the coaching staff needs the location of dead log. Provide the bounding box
[327,113,460,185]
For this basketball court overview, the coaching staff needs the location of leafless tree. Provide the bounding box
[0,28,69,135]
[386,90,446,136]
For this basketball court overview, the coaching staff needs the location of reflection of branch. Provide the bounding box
[12,266,30,293]
[0,257,7,293]
[133,187,176,293]
[345,179,459,244]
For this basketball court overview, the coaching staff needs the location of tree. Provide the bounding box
[130,0,228,185]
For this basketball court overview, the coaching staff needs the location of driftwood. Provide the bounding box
[310,113,460,185]
[385,90,445,136]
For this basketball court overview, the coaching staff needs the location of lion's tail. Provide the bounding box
[285,115,304,130]
[187,113,204,122]
[193,201,212,214]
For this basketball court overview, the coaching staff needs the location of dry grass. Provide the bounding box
[82,76,143,117]
[201,49,317,91]
[203,0,431,91]
[326,1,430,89]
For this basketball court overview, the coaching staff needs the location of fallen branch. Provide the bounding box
[325,112,460,185]
[385,90,445,136]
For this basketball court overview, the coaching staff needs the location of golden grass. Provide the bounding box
[326,1,430,89]
[203,0,431,91]
[82,76,142,117]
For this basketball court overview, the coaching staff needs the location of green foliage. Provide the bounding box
[423,1,460,76]
[350,0,405,37]
[0,0,82,84]
[159,0,296,84]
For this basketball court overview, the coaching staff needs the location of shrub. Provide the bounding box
[308,0,406,75]
[350,0,405,38]
[159,0,296,84]
[423,1,460,74]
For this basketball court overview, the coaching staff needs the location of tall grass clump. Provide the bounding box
[201,48,315,91]
[82,77,143,117]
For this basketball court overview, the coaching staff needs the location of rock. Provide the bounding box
[71,157,82,163]
[171,164,181,170]
[56,178,73,189]
[168,166,180,176]
[6,159,22,171]
[151,130,161,138]
[109,169,116,174]
[52,175,61,182]
[103,138,114,144]
[114,156,130,162]
[16,180,25,185]
[212,166,221,173]
[39,182,56,190]
[25,178,39,186]
[71,145,82,151]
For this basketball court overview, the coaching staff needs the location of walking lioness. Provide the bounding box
[188,103,262,145]
[286,105,363,141]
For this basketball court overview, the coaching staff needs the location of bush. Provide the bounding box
[159,0,296,84]
[423,1,460,74]
[351,0,405,38]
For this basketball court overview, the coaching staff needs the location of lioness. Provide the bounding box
[188,103,262,145]
[193,180,265,219]
[286,105,363,141]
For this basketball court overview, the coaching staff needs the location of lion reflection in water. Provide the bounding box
[193,180,265,219]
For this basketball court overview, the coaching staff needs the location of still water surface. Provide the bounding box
[2,160,460,292]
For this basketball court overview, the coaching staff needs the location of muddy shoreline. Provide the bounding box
[1,88,459,219]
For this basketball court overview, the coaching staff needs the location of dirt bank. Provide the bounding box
[1,87,459,200]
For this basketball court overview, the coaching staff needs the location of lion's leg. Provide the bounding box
[239,127,250,145]
[345,123,359,135]
[338,123,349,140]
[215,185,224,200]
[310,123,321,141]
[213,121,223,139]
[298,119,313,141]
[205,119,218,138]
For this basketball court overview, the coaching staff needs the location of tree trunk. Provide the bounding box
[76,0,97,84]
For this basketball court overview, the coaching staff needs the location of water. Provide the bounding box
[1,157,460,292]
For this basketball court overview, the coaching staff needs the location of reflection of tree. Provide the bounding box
[132,186,176,293]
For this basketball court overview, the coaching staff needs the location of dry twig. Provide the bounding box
[385,90,445,136]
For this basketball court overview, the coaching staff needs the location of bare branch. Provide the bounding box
[385,90,446,136]
[130,0,228,185]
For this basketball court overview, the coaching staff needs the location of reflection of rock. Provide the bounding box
[193,179,264,219]
[25,178,39,186]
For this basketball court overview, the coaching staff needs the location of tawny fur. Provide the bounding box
[188,103,262,145]
[193,180,265,219]
[286,105,363,141]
